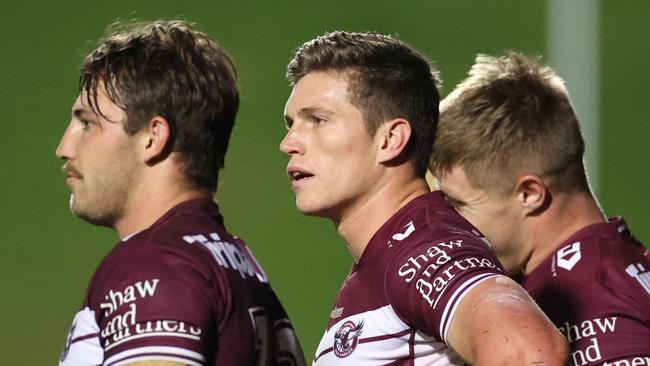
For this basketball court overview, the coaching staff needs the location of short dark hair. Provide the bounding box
[287,31,440,177]
[432,52,588,195]
[80,20,239,191]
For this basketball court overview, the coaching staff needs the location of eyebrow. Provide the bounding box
[300,106,333,117]
[284,106,334,122]
[72,108,95,120]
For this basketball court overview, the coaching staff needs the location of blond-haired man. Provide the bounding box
[431,52,650,365]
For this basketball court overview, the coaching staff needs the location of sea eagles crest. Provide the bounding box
[333,320,364,358]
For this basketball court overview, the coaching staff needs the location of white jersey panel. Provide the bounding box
[313,304,463,366]
[59,307,103,366]
[412,330,464,366]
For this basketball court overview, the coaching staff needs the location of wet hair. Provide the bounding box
[80,20,239,190]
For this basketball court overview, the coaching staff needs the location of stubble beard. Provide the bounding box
[70,182,129,228]
[70,144,139,228]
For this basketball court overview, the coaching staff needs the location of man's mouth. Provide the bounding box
[288,168,314,182]
[62,164,83,186]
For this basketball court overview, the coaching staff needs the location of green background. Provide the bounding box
[0,1,647,363]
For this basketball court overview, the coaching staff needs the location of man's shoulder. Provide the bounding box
[110,199,234,264]
[377,191,488,255]
[100,221,217,276]
[376,194,504,342]
[523,221,650,320]
[373,191,498,287]
[88,204,231,298]
[545,224,648,283]
[526,223,650,364]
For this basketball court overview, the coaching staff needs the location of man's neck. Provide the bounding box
[523,191,606,275]
[114,168,213,239]
[336,175,430,263]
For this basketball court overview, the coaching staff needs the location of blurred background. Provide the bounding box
[0,0,647,363]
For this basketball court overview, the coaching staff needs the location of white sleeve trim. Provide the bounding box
[103,346,205,366]
[104,331,201,351]
[439,273,502,343]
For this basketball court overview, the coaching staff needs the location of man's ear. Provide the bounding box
[141,116,172,165]
[516,175,549,216]
[377,118,411,164]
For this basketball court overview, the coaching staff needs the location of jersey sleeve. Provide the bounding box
[385,233,505,344]
[89,244,223,366]
[586,242,650,361]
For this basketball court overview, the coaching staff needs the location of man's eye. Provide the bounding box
[313,116,327,124]
[80,119,93,130]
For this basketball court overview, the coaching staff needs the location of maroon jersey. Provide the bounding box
[59,198,306,366]
[519,217,650,366]
[313,191,506,365]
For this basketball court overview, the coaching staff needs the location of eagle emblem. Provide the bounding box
[333,320,364,358]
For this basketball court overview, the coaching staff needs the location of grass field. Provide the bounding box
[0,1,647,363]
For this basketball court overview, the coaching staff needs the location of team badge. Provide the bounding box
[392,221,415,241]
[333,320,364,358]
[557,242,582,271]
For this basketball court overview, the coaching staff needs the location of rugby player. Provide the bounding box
[431,52,650,365]
[280,31,568,365]
[56,20,305,366]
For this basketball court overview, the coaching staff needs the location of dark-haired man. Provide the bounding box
[57,21,305,366]
[280,31,567,365]
[431,52,650,365]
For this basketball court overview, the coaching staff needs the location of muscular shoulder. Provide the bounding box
[83,218,228,364]
[103,202,236,278]
[526,223,650,322]
[385,191,499,282]
[95,225,217,294]
[376,191,489,258]
[380,193,504,342]
[549,229,648,288]
[534,224,650,365]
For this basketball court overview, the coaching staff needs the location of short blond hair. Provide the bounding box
[431,52,589,195]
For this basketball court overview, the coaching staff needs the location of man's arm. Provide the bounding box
[447,275,568,365]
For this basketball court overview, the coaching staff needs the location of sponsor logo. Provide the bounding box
[392,221,416,241]
[604,357,650,366]
[100,279,159,317]
[93,279,204,349]
[626,263,650,295]
[330,307,344,319]
[397,239,501,308]
[104,319,203,350]
[333,320,364,358]
[98,278,162,345]
[397,240,463,283]
[183,232,268,283]
[557,242,582,271]
[558,316,618,365]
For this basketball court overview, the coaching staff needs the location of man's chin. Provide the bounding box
[296,201,334,220]
[71,203,115,228]
[296,201,320,217]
